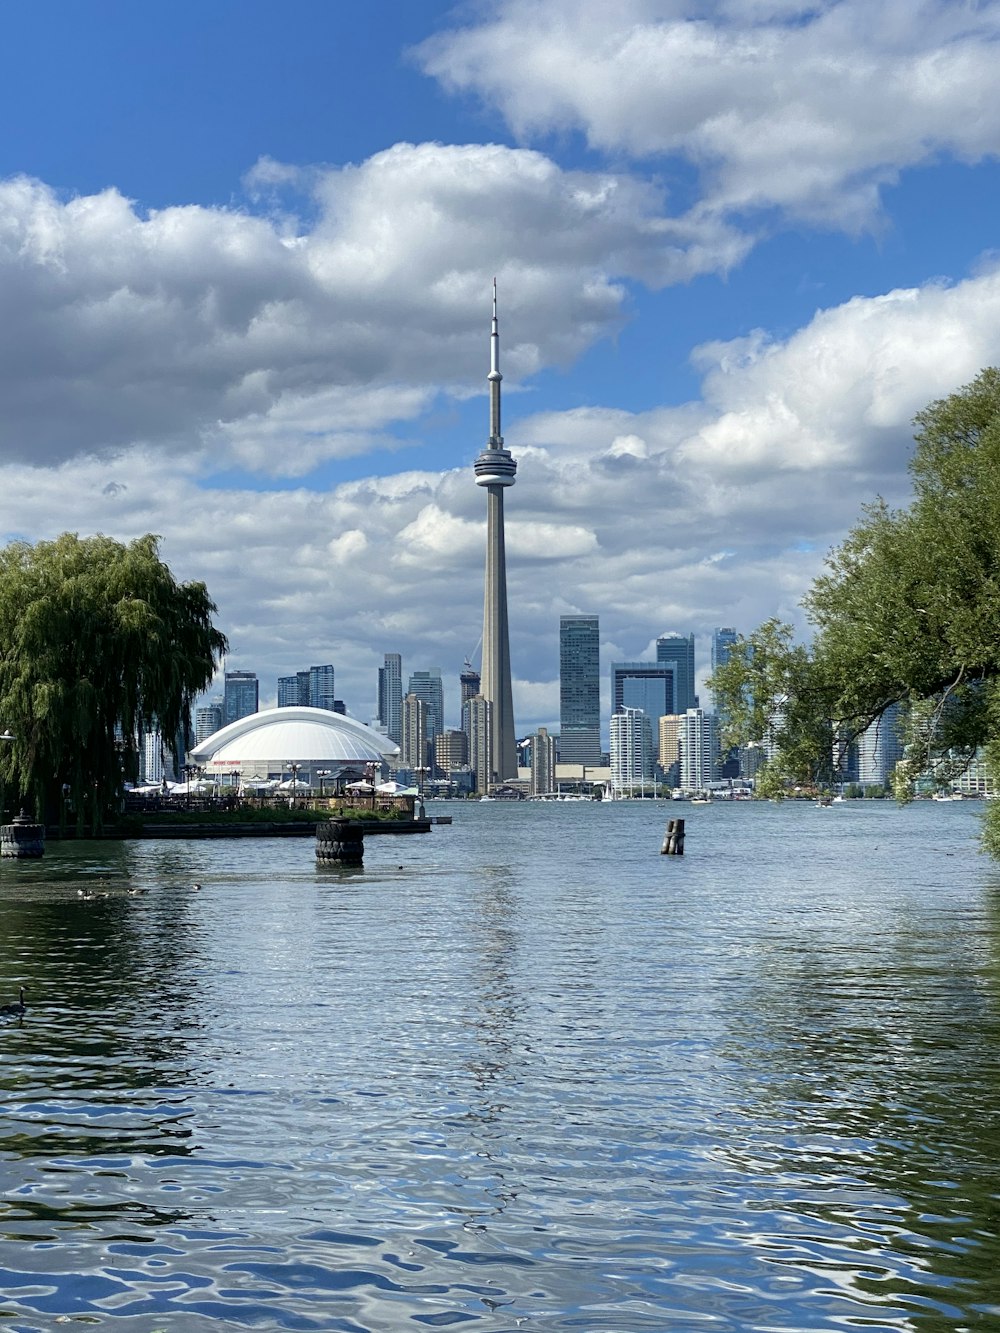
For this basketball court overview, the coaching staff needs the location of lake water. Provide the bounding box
[1,798,1000,1332]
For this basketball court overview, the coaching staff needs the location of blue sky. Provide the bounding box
[1,0,1000,734]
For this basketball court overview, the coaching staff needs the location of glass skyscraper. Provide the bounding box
[407,668,445,741]
[656,634,696,714]
[224,670,258,726]
[378,652,403,744]
[559,615,602,765]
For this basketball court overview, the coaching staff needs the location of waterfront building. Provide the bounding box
[378,652,403,745]
[658,713,683,787]
[474,282,518,785]
[224,670,258,726]
[407,669,445,741]
[531,726,557,796]
[610,707,655,792]
[401,693,430,773]
[188,706,398,787]
[857,703,904,788]
[466,693,493,795]
[559,615,602,766]
[195,702,223,744]
[656,634,697,714]
[679,708,718,791]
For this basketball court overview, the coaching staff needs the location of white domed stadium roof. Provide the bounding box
[189,706,398,771]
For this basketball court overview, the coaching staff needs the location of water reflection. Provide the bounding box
[0,805,998,1328]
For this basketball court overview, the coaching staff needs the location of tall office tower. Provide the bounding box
[401,693,429,772]
[711,627,740,777]
[408,668,445,741]
[195,702,223,743]
[467,694,493,795]
[611,661,675,718]
[224,670,258,726]
[143,730,164,785]
[656,634,697,713]
[559,615,602,765]
[658,713,683,787]
[610,707,655,791]
[857,703,904,788]
[711,627,738,676]
[435,729,469,778]
[308,664,336,711]
[277,676,301,708]
[679,708,719,790]
[531,726,556,796]
[474,282,518,785]
[378,652,403,745]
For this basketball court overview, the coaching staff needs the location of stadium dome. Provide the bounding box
[188,706,398,784]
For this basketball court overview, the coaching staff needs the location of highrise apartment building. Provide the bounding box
[857,703,904,788]
[610,707,655,791]
[531,726,556,796]
[559,615,602,765]
[308,664,336,711]
[466,694,493,795]
[434,728,469,778]
[277,673,308,707]
[658,714,683,786]
[656,634,697,714]
[378,652,403,744]
[679,708,718,791]
[195,702,223,743]
[407,669,445,741]
[401,694,429,772]
[224,670,258,726]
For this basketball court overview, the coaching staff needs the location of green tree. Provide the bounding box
[0,533,226,832]
[711,367,1000,852]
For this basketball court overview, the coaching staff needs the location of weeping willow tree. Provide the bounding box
[711,367,1000,855]
[0,533,227,832]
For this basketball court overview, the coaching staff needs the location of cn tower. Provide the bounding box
[474,281,518,785]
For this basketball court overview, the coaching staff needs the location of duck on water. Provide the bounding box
[0,987,26,1017]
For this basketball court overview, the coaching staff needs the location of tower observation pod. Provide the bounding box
[474,281,518,786]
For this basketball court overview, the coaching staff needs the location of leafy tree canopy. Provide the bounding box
[0,533,227,830]
[711,367,1000,852]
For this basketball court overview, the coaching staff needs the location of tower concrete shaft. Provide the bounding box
[474,282,518,784]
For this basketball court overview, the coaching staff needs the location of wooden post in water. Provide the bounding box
[660,817,685,855]
[316,818,364,866]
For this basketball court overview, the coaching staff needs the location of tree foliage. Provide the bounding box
[710,367,1000,850]
[0,533,226,830]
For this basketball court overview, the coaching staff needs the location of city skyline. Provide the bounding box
[1,4,999,738]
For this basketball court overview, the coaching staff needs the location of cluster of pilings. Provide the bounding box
[660,817,685,855]
[0,811,45,859]
[315,818,364,866]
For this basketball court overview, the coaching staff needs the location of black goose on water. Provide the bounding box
[0,987,26,1016]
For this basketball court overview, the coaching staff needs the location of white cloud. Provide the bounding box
[0,145,750,468]
[417,0,1000,227]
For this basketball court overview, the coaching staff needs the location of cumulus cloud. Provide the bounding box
[417,0,1000,227]
[4,261,999,734]
[0,144,748,468]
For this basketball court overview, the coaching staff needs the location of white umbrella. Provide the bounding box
[277,778,311,790]
[376,781,418,795]
[345,781,376,792]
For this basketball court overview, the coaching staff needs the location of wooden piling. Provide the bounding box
[660,817,685,855]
